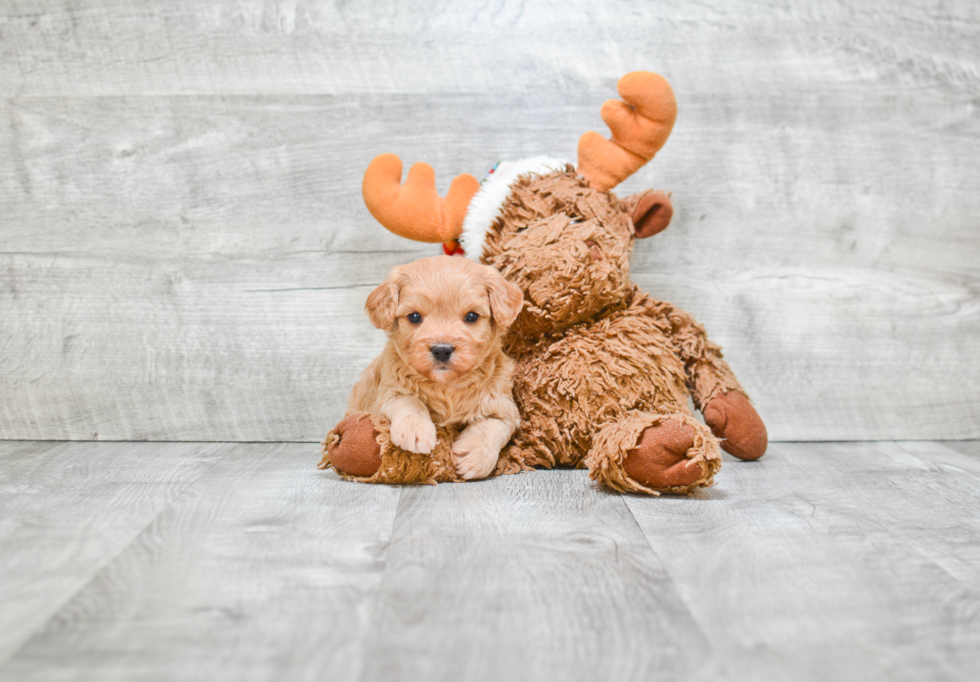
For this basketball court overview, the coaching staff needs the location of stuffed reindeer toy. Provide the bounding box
[321,72,767,495]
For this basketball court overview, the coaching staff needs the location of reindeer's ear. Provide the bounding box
[483,266,524,329]
[625,189,673,239]
[365,268,402,331]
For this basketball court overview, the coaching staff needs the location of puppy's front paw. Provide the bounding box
[452,429,500,480]
[390,417,437,454]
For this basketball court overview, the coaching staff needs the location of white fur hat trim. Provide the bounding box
[459,156,570,261]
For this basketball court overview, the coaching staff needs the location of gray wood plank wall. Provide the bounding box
[1,0,978,441]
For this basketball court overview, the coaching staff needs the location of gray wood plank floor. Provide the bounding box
[2,440,978,682]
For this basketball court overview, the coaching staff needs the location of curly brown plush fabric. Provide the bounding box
[320,412,530,485]
[324,169,767,494]
[597,411,720,495]
[476,170,764,493]
[321,413,461,485]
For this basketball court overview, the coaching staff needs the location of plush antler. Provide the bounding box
[577,72,677,192]
[362,153,480,244]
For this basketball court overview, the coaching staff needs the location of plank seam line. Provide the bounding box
[618,493,716,663]
[0,442,233,672]
[352,485,407,682]
[784,445,980,593]
[243,286,368,292]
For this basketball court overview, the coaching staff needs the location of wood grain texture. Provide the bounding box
[1,0,977,97]
[361,470,712,682]
[0,440,225,666]
[624,442,980,682]
[2,440,979,681]
[0,443,401,682]
[1,0,979,440]
[944,440,980,464]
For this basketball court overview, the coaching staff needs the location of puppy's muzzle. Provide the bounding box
[430,343,454,364]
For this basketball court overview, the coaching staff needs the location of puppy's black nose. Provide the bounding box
[430,344,454,364]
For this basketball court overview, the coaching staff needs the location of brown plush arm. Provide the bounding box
[643,296,768,460]
[663,304,743,410]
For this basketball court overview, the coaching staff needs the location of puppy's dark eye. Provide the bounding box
[407,312,422,323]
[464,312,480,323]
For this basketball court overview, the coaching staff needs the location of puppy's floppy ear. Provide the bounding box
[483,266,524,329]
[365,268,401,331]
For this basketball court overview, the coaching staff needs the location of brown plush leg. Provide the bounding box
[320,413,468,485]
[319,414,382,477]
[623,418,710,489]
[702,391,768,461]
[586,411,722,495]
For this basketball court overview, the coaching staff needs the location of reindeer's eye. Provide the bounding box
[464,312,480,323]
[407,312,422,324]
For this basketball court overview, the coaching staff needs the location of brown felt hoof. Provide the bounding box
[623,418,706,489]
[702,391,768,461]
[323,414,382,477]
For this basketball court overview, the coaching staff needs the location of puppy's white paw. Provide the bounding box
[390,417,437,454]
[452,429,500,480]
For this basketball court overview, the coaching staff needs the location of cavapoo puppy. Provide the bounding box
[344,255,524,480]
